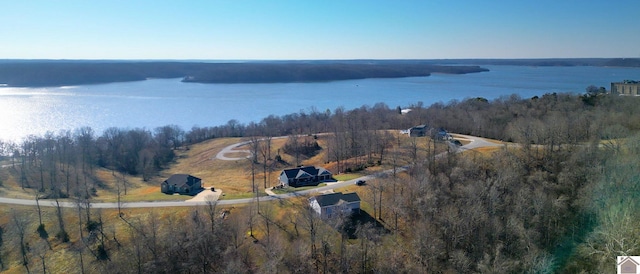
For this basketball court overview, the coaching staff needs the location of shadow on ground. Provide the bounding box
[343,211,389,239]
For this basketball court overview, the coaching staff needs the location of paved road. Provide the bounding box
[451,133,504,151]
[215,140,252,161]
[0,134,496,208]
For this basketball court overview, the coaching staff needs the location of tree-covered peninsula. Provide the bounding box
[0,60,488,87]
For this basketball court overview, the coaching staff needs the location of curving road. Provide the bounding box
[451,133,504,151]
[215,140,253,161]
[0,134,499,208]
[214,136,288,161]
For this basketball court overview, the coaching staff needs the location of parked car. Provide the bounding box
[356,180,366,186]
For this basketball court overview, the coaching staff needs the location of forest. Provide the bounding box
[0,86,639,273]
[2,58,639,87]
[0,61,487,87]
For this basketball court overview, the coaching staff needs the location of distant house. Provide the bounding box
[437,128,452,140]
[409,125,430,137]
[400,108,412,114]
[161,174,202,195]
[279,166,333,187]
[309,192,361,218]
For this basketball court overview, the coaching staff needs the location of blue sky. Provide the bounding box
[1,0,639,60]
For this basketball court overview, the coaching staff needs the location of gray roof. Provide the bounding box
[282,166,331,180]
[163,174,201,188]
[313,192,360,207]
[412,125,428,130]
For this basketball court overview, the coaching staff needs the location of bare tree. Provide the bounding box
[33,239,49,274]
[297,196,321,262]
[0,225,5,270]
[248,136,261,213]
[259,201,276,246]
[259,136,272,189]
[204,199,219,234]
[11,209,31,273]
[52,199,69,242]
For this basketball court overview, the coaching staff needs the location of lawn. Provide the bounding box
[218,191,268,200]
[271,183,328,194]
[333,173,362,181]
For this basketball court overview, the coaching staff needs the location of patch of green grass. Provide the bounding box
[271,183,327,194]
[333,173,362,181]
[219,192,268,200]
[102,191,191,202]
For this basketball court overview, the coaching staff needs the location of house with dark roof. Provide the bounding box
[161,174,202,195]
[437,128,452,140]
[279,166,333,187]
[309,192,361,218]
[409,124,430,137]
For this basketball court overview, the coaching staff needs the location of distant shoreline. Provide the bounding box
[0,60,489,87]
[0,58,637,88]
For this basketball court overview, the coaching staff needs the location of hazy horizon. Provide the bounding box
[0,57,635,63]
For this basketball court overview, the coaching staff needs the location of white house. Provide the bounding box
[309,192,361,218]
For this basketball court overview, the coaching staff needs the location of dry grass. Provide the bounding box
[0,203,218,274]
[471,146,504,155]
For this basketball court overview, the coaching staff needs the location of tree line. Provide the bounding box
[0,61,487,87]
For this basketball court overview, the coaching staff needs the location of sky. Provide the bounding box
[1,0,639,60]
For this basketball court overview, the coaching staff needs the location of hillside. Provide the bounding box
[433,57,640,67]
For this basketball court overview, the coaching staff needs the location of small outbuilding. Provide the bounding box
[161,174,202,195]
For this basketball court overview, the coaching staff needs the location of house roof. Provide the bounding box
[313,192,360,207]
[411,125,428,130]
[618,256,640,266]
[163,174,201,188]
[282,166,331,179]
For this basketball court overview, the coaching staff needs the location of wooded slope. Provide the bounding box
[0,61,488,87]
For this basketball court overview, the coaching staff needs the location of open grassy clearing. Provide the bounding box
[466,146,504,156]
[271,183,328,194]
[333,173,363,181]
[219,191,268,200]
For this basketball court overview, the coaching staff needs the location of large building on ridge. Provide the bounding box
[611,80,640,96]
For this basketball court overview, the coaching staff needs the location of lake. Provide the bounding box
[1,65,639,142]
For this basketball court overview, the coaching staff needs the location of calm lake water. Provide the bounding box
[1,65,639,142]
